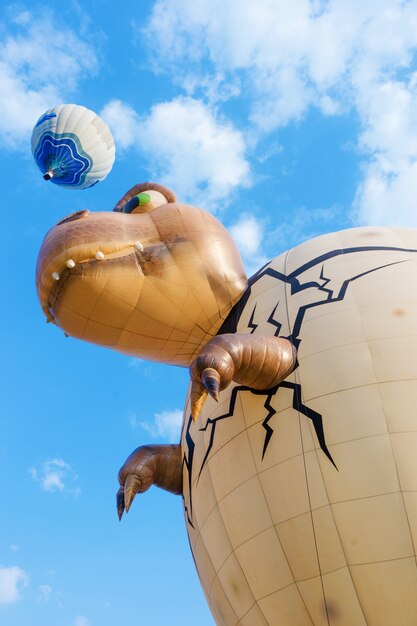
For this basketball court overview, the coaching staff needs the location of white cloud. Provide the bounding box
[131,409,183,442]
[141,98,250,207]
[38,584,52,602]
[74,616,91,626]
[144,1,417,119]
[29,458,80,495]
[354,159,417,226]
[0,566,28,604]
[100,99,141,150]
[143,0,327,127]
[0,9,98,148]
[227,204,343,265]
[229,215,267,276]
[143,0,417,225]
[354,76,417,225]
[101,97,250,208]
[230,215,262,256]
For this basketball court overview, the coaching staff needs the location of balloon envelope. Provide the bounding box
[31,104,115,189]
[182,226,417,626]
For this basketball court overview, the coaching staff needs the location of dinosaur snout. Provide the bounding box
[56,210,90,226]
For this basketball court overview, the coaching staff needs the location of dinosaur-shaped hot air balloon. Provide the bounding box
[36,183,417,625]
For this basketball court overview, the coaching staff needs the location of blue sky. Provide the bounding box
[2,1,417,624]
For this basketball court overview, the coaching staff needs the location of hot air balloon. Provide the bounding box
[35,183,417,625]
[31,104,115,189]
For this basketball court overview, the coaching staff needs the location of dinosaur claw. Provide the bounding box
[190,381,208,422]
[124,475,141,513]
[124,493,133,513]
[116,488,125,521]
[190,364,222,420]
[201,367,220,401]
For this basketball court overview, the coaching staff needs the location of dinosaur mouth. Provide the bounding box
[38,244,143,324]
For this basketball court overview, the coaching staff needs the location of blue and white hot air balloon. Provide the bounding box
[31,104,115,190]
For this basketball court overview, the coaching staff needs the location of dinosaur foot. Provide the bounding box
[189,333,296,421]
[117,444,182,520]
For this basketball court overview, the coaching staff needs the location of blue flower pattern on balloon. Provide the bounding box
[33,132,93,188]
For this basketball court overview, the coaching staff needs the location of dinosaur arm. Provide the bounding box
[117,444,182,520]
[190,333,296,421]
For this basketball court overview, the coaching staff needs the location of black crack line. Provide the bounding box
[267,301,282,336]
[289,259,409,348]
[248,304,258,334]
[197,385,280,480]
[197,384,246,480]
[288,245,417,281]
[279,381,338,469]
[261,390,278,459]
[183,246,417,526]
[319,265,331,289]
[219,245,417,335]
[262,259,409,461]
[259,381,338,468]
[231,257,414,467]
[182,414,195,528]
[249,300,282,336]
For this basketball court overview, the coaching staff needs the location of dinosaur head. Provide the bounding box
[36,182,248,366]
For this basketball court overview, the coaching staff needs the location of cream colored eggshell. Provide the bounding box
[182,226,417,625]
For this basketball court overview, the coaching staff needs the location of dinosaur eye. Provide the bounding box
[122,193,151,213]
[118,189,170,214]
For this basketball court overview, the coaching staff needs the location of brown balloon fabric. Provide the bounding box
[117,444,182,520]
[189,334,296,420]
[36,183,248,366]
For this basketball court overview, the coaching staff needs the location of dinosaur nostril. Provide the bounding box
[57,210,90,226]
